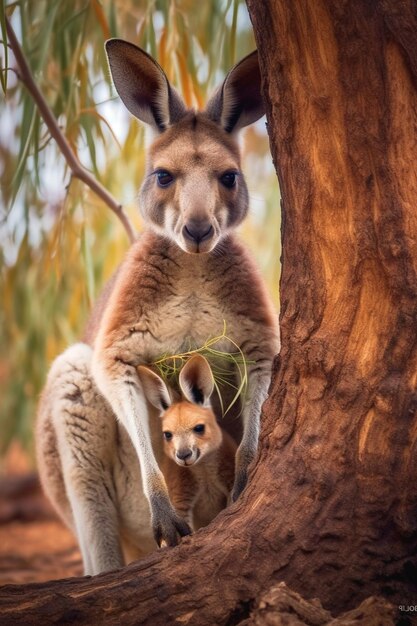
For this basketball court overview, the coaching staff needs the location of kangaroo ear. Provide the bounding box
[105,38,187,132]
[205,50,264,133]
[137,366,172,413]
[179,355,214,406]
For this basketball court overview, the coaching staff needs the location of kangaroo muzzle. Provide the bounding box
[174,446,200,466]
[181,218,215,253]
[183,219,214,244]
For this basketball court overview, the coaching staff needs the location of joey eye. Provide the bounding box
[220,171,238,189]
[163,431,173,441]
[193,424,205,435]
[156,170,174,188]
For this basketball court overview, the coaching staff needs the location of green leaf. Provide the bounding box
[35,0,61,75]
[11,97,37,205]
[81,225,95,307]
[230,0,238,66]
[81,113,99,178]
[32,113,41,187]
[147,10,157,59]
[56,3,89,36]
[0,0,8,94]
[108,0,117,38]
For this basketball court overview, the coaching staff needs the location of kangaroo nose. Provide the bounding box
[183,220,213,244]
[176,448,193,462]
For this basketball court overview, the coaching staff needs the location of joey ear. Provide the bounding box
[137,366,172,412]
[179,355,214,406]
[105,38,187,132]
[205,50,264,133]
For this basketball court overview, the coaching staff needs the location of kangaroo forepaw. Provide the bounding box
[152,505,192,548]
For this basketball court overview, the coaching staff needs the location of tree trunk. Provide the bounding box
[247,0,417,608]
[1,1,416,623]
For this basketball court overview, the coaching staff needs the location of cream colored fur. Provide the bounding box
[36,40,280,570]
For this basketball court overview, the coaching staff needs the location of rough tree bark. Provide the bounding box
[1,1,416,624]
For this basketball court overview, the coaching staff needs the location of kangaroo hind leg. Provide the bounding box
[47,343,124,575]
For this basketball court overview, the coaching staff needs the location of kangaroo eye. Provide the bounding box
[156,170,174,188]
[220,171,237,189]
[163,431,173,441]
[193,424,205,434]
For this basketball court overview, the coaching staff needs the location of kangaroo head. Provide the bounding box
[106,39,264,254]
[137,355,222,467]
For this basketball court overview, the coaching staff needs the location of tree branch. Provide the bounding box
[5,16,137,244]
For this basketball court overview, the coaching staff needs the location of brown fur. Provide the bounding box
[37,41,280,559]
[137,355,237,531]
[162,402,236,529]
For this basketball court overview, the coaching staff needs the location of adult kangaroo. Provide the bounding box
[37,39,280,556]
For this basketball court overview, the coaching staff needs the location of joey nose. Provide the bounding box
[176,448,193,462]
[183,220,213,244]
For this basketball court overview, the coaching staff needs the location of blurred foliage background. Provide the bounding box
[0,0,280,465]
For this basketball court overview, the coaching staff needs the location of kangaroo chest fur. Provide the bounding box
[93,230,276,366]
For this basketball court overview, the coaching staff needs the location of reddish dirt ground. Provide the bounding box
[0,443,82,585]
[0,518,82,585]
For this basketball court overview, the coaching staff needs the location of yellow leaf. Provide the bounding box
[159,27,167,69]
[92,0,110,40]
[176,50,193,107]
